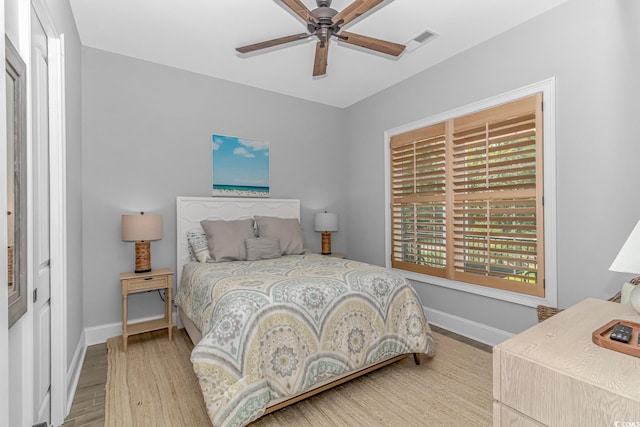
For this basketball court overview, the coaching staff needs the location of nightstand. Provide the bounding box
[120,268,173,351]
[320,252,346,259]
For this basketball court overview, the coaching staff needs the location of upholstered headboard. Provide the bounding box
[175,196,301,287]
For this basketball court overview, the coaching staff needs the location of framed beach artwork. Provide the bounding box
[211,134,270,197]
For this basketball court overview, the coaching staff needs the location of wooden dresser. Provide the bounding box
[493,298,640,426]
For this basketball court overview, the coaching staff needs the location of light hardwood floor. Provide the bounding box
[62,344,108,426]
[62,325,491,426]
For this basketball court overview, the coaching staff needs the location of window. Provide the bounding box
[390,93,544,297]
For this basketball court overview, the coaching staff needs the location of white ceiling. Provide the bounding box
[69,0,569,108]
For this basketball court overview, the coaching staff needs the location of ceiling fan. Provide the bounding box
[236,0,406,77]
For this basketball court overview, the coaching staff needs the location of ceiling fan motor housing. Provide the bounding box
[312,5,338,21]
[310,0,339,44]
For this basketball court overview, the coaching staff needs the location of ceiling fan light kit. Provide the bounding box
[236,0,406,77]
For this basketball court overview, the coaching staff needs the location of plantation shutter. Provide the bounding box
[390,123,447,277]
[451,94,544,296]
[389,93,545,297]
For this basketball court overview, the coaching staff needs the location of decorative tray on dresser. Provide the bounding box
[592,319,640,357]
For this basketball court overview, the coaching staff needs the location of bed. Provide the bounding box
[175,196,435,427]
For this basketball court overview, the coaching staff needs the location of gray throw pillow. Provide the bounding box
[245,238,282,261]
[200,219,255,262]
[254,216,306,255]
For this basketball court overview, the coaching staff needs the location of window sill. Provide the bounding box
[395,268,556,309]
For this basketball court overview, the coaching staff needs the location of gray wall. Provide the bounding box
[81,0,640,336]
[46,0,84,374]
[343,0,640,333]
[81,48,347,327]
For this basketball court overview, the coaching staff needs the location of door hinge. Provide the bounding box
[33,288,38,303]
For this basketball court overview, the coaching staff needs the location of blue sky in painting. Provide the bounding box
[212,134,270,188]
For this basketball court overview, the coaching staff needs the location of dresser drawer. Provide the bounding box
[494,402,544,427]
[124,276,168,293]
[499,350,640,426]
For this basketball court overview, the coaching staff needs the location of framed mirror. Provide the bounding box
[6,35,27,328]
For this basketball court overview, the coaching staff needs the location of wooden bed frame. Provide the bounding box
[175,196,422,413]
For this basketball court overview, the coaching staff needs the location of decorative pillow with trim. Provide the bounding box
[187,231,210,263]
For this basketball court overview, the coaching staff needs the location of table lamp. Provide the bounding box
[609,219,640,313]
[122,212,162,273]
[314,211,338,255]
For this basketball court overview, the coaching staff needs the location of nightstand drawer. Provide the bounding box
[125,276,168,293]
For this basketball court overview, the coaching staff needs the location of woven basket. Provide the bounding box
[536,291,623,323]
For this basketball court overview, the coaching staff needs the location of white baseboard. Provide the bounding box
[84,320,124,347]
[65,330,86,416]
[84,312,179,346]
[424,306,514,347]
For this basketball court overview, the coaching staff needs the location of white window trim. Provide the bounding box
[384,78,557,308]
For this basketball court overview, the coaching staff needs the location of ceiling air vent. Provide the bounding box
[405,29,438,53]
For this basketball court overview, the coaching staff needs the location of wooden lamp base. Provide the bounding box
[321,232,332,255]
[134,241,152,273]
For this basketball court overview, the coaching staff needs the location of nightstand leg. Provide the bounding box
[167,286,173,341]
[122,293,128,352]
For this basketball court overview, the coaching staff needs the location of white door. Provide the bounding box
[31,6,52,425]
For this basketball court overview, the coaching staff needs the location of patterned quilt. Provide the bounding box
[176,254,435,427]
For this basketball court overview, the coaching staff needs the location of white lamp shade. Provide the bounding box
[610,220,640,275]
[314,212,338,232]
[121,213,162,241]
